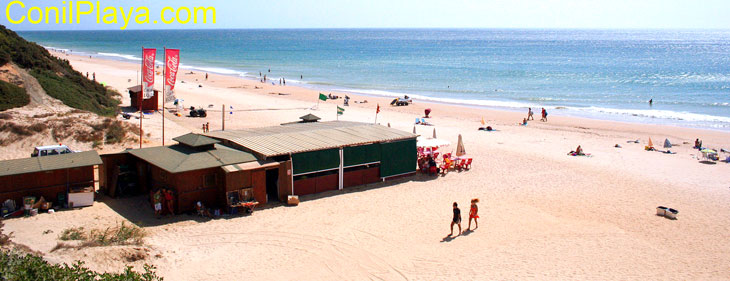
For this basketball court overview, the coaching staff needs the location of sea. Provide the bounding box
[16,29,730,130]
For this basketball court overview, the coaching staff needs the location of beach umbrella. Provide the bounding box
[700,148,716,154]
[648,137,654,147]
[456,134,466,157]
[433,128,437,138]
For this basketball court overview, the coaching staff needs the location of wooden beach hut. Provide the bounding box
[104,133,286,213]
[206,121,418,197]
[127,85,159,112]
[0,151,102,208]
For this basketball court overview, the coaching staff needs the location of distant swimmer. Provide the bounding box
[649,99,653,106]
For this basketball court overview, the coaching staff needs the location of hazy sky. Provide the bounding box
[3,0,730,30]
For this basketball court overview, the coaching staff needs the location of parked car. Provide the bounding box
[31,145,75,157]
[189,106,207,117]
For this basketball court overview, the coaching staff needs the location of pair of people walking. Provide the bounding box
[450,198,479,236]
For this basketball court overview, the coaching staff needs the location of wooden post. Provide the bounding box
[222,104,225,131]
[162,47,165,146]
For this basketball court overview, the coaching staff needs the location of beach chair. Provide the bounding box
[455,159,467,171]
[415,118,421,125]
[440,158,452,175]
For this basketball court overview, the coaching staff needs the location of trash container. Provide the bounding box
[665,208,678,219]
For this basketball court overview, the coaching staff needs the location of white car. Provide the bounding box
[31,145,75,157]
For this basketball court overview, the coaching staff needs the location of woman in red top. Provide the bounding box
[468,198,479,230]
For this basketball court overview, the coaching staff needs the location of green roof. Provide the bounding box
[299,113,321,122]
[127,143,257,173]
[173,133,220,147]
[0,151,102,177]
[206,121,417,158]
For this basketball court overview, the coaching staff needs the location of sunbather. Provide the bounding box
[694,138,703,149]
[568,145,586,156]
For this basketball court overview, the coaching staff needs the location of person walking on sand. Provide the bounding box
[468,198,479,230]
[92,72,95,81]
[283,78,286,85]
[86,72,89,78]
[205,73,208,81]
[540,108,547,122]
[450,202,462,236]
[527,107,534,120]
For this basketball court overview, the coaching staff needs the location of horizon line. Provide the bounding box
[13,26,730,32]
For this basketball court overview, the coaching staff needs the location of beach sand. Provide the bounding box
[3,51,730,280]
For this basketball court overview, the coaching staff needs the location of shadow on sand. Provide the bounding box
[101,173,434,227]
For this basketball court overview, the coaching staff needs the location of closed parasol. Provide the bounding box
[456,134,466,157]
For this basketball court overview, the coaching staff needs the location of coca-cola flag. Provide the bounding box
[142,48,156,99]
[164,49,180,103]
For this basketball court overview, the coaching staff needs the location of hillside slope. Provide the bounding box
[0,25,119,115]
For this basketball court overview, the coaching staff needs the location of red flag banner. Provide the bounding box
[164,49,180,103]
[142,48,156,99]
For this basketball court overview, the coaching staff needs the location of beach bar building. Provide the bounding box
[127,85,159,112]
[0,151,102,208]
[103,133,289,213]
[206,121,418,197]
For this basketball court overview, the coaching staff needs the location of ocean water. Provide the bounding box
[16,29,730,130]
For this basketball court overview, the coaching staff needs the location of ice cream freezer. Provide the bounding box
[68,186,95,208]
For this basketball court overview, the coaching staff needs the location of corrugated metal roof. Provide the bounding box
[206,121,417,158]
[128,144,257,173]
[0,151,102,177]
[221,160,279,173]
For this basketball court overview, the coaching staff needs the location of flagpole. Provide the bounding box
[162,47,166,146]
[139,47,144,149]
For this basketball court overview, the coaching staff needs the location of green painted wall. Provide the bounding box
[380,139,417,178]
[291,149,340,175]
[343,143,381,167]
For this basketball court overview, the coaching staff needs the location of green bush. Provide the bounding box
[0,79,29,111]
[0,250,163,281]
[0,25,119,116]
[105,120,127,144]
[59,227,86,241]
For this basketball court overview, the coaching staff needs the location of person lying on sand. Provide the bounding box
[450,202,462,236]
[478,126,494,131]
[568,145,586,156]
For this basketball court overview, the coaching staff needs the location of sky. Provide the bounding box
[3,0,730,30]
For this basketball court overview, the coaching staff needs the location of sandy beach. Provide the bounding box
[3,50,730,280]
